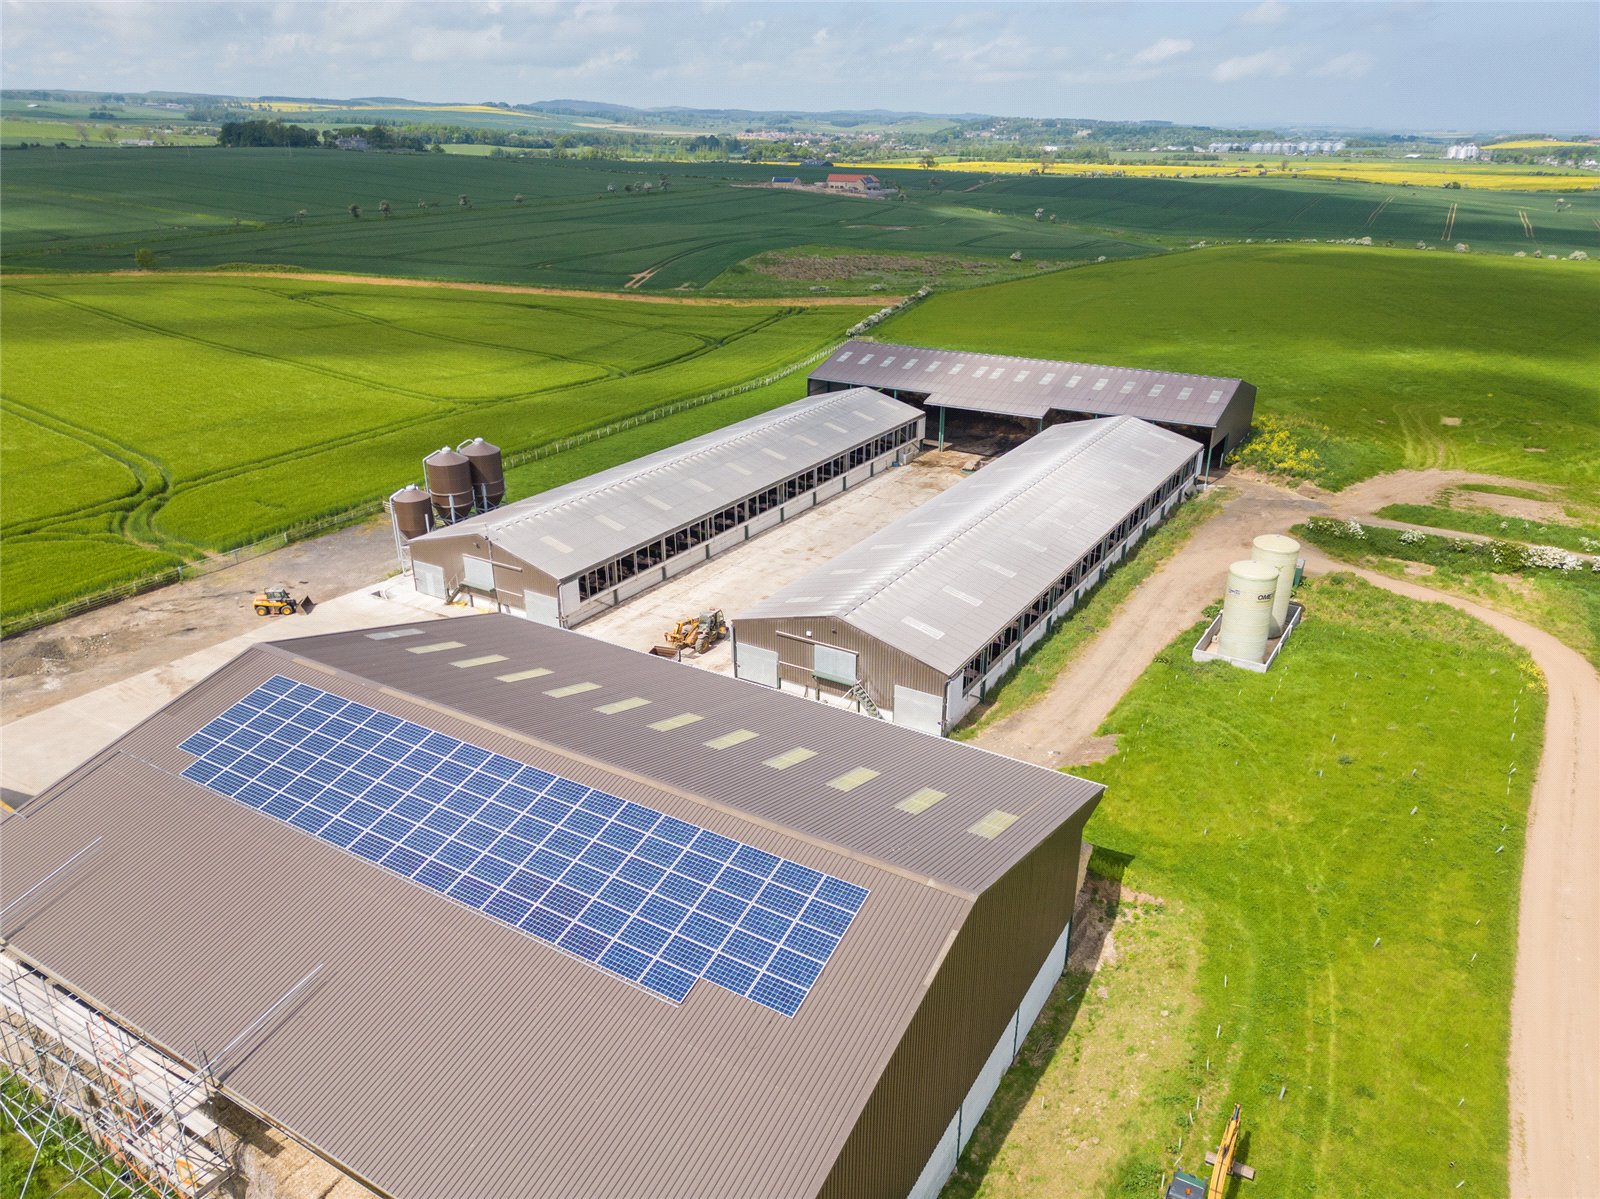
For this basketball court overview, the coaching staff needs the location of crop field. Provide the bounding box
[0,275,873,623]
[843,156,1600,192]
[878,172,1600,257]
[7,150,1598,293]
[885,244,1600,497]
[0,149,1149,290]
[951,575,1542,1197]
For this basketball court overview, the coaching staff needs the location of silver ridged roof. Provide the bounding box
[739,417,1201,677]
[810,340,1248,429]
[411,389,922,580]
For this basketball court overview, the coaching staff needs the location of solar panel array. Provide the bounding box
[177,676,867,1016]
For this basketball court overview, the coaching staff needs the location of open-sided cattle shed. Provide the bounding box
[1,615,1101,1199]
[733,416,1203,733]
[807,339,1254,468]
[406,389,923,626]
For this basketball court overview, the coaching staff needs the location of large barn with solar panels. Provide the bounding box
[1,616,1101,1199]
[807,339,1255,471]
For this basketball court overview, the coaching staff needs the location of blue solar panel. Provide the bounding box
[179,676,866,1016]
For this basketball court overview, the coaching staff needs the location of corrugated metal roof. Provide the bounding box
[409,389,921,580]
[0,619,1101,1199]
[265,619,1097,894]
[739,417,1200,677]
[810,340,1248,429]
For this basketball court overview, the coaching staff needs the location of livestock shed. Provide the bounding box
[0,616,1102,1199]
[406,389,923,626]
[808,339,1255,469]
[734,416,1204,734]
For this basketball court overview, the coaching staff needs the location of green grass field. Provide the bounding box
[0,149,1148,290]
[885,244,1600,499]
[951,575,1542,1197]
[0,276,873,622]
[5,150,1596,292]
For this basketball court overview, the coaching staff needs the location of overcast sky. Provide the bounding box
[3,1,1595,132]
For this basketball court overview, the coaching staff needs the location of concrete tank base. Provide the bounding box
[1193,601,1304,673]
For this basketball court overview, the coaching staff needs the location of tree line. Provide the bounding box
[217,119,428,151]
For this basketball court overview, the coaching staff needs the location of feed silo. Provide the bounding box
[1251,534,1300,636]
[390,484,435,541]
[459,438,506,511]
[1217,560,1278,662]
[423,447,473,524]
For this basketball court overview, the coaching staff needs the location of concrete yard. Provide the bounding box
[577,449,974,674]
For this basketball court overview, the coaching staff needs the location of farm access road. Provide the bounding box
[969,471,1599,1199]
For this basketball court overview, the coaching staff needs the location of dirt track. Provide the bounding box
[972,470,1600,1198]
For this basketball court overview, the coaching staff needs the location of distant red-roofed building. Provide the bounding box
[825,173,883,192]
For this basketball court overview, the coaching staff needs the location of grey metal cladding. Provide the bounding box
[739,417,1199,677]
[811,340,1248,429]
[407,388,921,580]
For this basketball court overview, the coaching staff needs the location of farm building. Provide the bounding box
[807,339,1255,470]
[406,389,923,626]
[0,615,1101,1199]
[824,173,884,192]
[733,416,1203,734]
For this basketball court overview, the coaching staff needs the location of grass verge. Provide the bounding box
[1373,503,1600,554]
[1299,519,1600,668]
[955,575,1542,1197]
[952,492,1222,741]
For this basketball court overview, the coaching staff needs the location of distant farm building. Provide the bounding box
[1,615,1102,1199]
[734,416,1203,733]
[825,173,884,192]
[406,390,923,626]
[771,175,800,184]
[334,135,370,151]
[807,340,1255,470]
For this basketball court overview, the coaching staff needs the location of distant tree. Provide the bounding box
[133,247,158,271]
[378,199,392,218]
[919,155,936,170]
[100,128,116,143]
[348,203,362,219]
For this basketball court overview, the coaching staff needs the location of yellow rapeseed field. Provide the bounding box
[834,158,1598,192]
[1485,139,1597,150]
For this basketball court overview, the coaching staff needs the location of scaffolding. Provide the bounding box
[0,952,234,1198]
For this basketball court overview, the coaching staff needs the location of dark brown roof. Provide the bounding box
[811,340,1253,429]
[1,617,1101,1199]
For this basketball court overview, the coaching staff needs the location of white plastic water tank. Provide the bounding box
[1251,533,1301,636]
[1218,560,1279,662]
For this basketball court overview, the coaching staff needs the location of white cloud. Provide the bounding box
[1211,47,1297,83]
[1312,51,1375,80]
[1240,0,1289,26]
[1130,37,1193,66]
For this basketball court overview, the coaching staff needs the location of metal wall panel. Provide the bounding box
[523,589,559,626]
[735,641,780,688]
[892,687,944,736]
[413,561,447,599]
[462,556,495,590]
[814,645,858,686]
[906,1112,961,1199]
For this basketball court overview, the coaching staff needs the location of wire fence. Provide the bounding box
[2,290,927,640]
